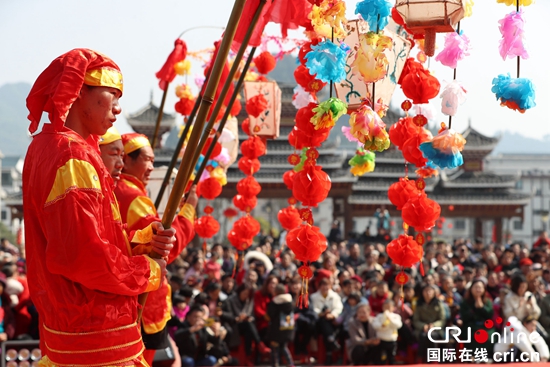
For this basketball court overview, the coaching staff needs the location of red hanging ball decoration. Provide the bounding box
[233,194,258,212]
[254,51,277,74]
[241,135,267,159]
[283,170,296,190]
[223,207,239,219]
[175,97,195,116]
[194,215,220,239]
[277,206,302,231]
[286,224,327,263]
[402,129,432,168]
[388,178,420,210]
[245,94,269,118]
[386,234,424,268]
[402,194,441,232]
[294,64,326,94]
[228,229,253,251]
[229,99,242,117]
[197,177,222,200]
[292,165,331,207]
[388,117,421,149]
[242,118,251,136]
[233,216,261,240]
[236,176,262,197]
[238,157,261,175]
[399,58,441,104]
[203,205,214,214]
[395,271,410,285]
[298,39,321,66]
[201,138,222,158]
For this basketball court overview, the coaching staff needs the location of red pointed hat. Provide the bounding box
[26,48,123,134]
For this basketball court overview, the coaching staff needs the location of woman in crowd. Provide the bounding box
[460,278,496,355]
[503,274,541,322]
[254,274,279,339]
[346,303,381,365]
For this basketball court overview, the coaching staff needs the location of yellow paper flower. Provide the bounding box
[464,0,474,17]
[352,32,393,83]
[174,59,192,76]
[309,0,347,39]
[175,84,193,99]
[496,0,533,6]
[210,166,227,186]
[350,162,375,176]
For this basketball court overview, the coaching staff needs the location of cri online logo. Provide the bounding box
[428,317,505,344]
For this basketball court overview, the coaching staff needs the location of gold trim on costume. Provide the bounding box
[45,159,102,206]
[178,203,196,222]
[84,67,124,93]
[131,224,153,244]
[144,257,161,293]
[45,337,142,354]
[43,322,137,336]
[38,347,145,367]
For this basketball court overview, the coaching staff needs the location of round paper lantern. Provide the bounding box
[194,215,220,239]
[298,39,321,66]
[389,117,421,149]
[399,58,441,104]
[175,97,195,116]
[286,224,328,263]
[241,136,266,159]
[278,206,302,231]
[386,234,424,268]
[197,177,222,200]
[254,51,277,74]
[289,126,329,149]
[283,170,296,190]
[236,176,262,197]
[229,99,242,117]
[294,64,327,94]
[241,118,251,135]
[245,94,269,118]
[402,194,441,232]
[402,129,433,167]
[233,194,258,212]
[223,208,239,219]
[292,165,331,207]
[388,178,420,210]
[238,157,261,175]
[201,138,222,158]
[233,216,261,240]
[228,229,253,251]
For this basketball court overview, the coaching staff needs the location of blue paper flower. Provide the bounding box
[355,0,393,32]
[491,73,536,112]
[305,40,348,83]
[419,142,464,170]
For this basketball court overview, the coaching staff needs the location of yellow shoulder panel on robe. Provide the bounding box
[45,159,102,206]
[127,196,157,230]
[122,178,141,191]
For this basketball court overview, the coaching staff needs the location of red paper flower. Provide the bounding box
[399,58,441,104]
[194,215,220,239]
[246,94,269,118]
[241,136,267,159]
[292,165,331,207]
[254,51,277,74]
[197,177,222,200]
[238,157,261,175]
[236,176,262,198]
[389,117,421,149]
[286,224,327,263]
[402,194,441,232]
[201,138,222,158]
[386,234,424,268]
[388,178,420,210]
[294,64,326,94]
[233,194,258,212]
[283,170,296,190]
[278,206,302,231]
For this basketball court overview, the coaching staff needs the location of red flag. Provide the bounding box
[155,39,187,91]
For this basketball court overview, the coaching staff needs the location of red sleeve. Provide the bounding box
[167,205,195,264]
[44,190,160,296]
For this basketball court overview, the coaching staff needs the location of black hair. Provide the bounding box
[510,274,527,295]
[127,148,141,160]
[170,275,183,285]
[179,285,194,299]
[342,279,352,287]
[205,281,221,293]
[186,305,205,318]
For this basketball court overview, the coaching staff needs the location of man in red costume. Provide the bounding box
[99,126,125,183]
[115,132,197,365]
[23,48,176,367]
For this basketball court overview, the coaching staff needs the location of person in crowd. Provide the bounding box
[369,281,391,316]
[503,274,541,322]
[412,283,447,363]
[267,284,295,367]
[221,246,235,275]
[205,318,239,366]
[288,277,316,360]
[494,314,549,362]
[271,251,297,283]
[185,255,206,284]
[393,286,416,355]
[98,126,124,183]
[343,244,365,269]
[221,274,236,299]
[486,271,502,300]
[371,299,402,364]
[327,220,343,244]
[347,303,381,365]
[255,275,279,341]
[23,48,171,365]
[310,277,343,365]
[439,275,462,324]
[0,273,15,341]
[460,278,496,355]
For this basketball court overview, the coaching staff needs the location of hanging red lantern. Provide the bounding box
[402,194,441,232]
[292,165,331,207]
[194,215,220,239]
[201,138,222,158]
[228,229,253,251]
[399,58,441,104]
[238,157,261,175]
[254,51,277,74]
[388,178,420,210]
[223,207,239,219]
[283,170,296,190]
[241,118,251,136]
[175,97,195,116]
[389,117,421,149]
[294,64,326,94]
[197,177,222,200]
[245,94,269,118]
[236,176,262,198]
[286,224,328,263]
[233,216,261,240]
[229,99,242,117]
[387,234,424,268]
[298,39,321,66]
[278,206,302,231]
[289,126,330,149]
[241,136,267,159]
[233,194,258,212]
[402,129,433,167]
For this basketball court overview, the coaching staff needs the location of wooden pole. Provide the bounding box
[151,85,169,149]
[193,46,258,186]
[137,0,248,320]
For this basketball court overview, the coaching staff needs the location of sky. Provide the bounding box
[1,0,549,139]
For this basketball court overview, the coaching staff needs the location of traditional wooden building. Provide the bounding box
[126,94,176,148]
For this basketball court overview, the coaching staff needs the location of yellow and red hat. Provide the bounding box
[121,133,151,154]
[26,48,123,134]
[99,127,122,146]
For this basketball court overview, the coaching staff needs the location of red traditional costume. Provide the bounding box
[115,134,195,353]
[23,49,161,367]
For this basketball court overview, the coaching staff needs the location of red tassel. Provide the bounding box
[232,253,239,278]
[297,294,303,308]
[304,293,309,309]
[420,261,425,277]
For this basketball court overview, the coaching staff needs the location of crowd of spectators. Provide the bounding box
[5,225,550,366]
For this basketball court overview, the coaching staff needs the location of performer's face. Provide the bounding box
[99,140,124,182]
[78,86,122,136]
[124,146,155,185]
